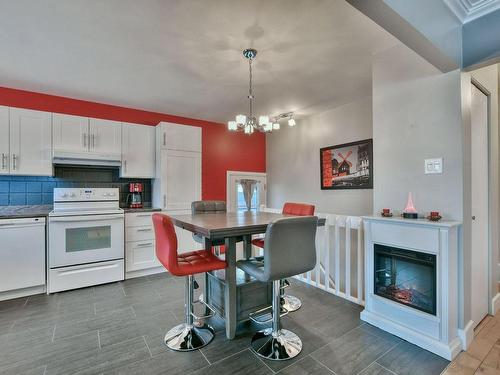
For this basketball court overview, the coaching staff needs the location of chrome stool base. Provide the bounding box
[281,294,302,312]
[250,328,302,361]
[164,322,214,351]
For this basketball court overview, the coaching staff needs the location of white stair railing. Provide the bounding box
[259,206,365,306]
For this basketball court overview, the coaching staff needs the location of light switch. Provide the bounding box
[425,158,443,174]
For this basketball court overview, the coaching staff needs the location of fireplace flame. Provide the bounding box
[404,192,417,213]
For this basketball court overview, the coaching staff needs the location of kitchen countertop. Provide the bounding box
[122,206,162,213]
[0,205,53,219]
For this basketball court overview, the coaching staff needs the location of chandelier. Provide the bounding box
[227,48,296,134]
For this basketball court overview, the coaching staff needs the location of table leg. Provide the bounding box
[224,236,237,339]
[204,238,212,315]
[243,235,252,259]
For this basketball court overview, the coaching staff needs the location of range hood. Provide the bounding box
[53,150,121,167]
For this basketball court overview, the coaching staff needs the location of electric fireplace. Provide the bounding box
[374,244,436,315]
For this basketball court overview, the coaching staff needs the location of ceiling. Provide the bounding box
[444,0,500,23]
[0,0,397,123]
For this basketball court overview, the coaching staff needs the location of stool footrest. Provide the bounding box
[191,297,216,321]
[248,305,289,324]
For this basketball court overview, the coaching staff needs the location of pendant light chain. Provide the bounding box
[248,57,253,119]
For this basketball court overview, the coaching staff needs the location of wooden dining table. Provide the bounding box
[170,210,325,339]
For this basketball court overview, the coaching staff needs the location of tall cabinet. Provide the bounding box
[153,122,203,254]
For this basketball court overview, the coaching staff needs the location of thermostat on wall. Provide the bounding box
[425,158,443,174]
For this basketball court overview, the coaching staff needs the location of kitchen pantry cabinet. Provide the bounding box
[121,123,155,178]
[53,115,121,162]
[6,108,52,176]
[153,123,201,210]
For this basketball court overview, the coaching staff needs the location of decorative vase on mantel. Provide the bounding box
[402,192,418,219]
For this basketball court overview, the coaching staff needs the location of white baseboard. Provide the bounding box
[458,320,475,350]
[361,310,462,360]
[492,293,500,315]
[0,285,46,302]
[125,266,164,279]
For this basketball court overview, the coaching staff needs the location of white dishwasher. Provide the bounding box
[0,217,46,294]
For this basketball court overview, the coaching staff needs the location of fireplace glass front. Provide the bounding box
[374,244,436,315]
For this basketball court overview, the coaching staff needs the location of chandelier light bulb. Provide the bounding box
[272,122,280,130]
[236,114,246,125]
[228,121,237,131]
[288,118,296,127]
[259,115,270,126]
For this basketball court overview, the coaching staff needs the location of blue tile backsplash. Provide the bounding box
[0,166,152,207]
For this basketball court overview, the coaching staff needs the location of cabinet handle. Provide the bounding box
[92,134,95,149]
[83,133,87,148]
[1,153,6,170]
[163,195,166,208]
[136,242,153,247]
[163,132,166,146]
[137,228,152,232]
[123,160,127,172]
[136,214,152,217]
[12,154,17,170]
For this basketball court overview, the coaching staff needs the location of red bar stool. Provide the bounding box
[251,202,315,312]
[152,213,227,351]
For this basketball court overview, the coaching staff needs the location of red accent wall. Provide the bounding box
[0,87,266,201]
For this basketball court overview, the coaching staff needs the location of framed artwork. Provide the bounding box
[320,138,373,190]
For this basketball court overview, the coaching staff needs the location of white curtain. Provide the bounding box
[239,179,258,211]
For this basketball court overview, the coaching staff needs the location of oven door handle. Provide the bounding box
[49,214,124,223]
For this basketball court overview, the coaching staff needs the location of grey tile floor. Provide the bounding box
[0,274,449,375]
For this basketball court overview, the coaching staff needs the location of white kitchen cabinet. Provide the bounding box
[0,217,46,299]
[89,118,122,160]
[153,123,202,210]
[157,122,201,152]
[0,106,9,174]
[125,211,161,277]
[52,113,89,157]
[154,149,201,210]
[121,123,155,178]
[9,108,52,176]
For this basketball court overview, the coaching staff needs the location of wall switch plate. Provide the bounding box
[425,158,443,174]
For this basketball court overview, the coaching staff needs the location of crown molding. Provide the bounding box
[444,0,500,23]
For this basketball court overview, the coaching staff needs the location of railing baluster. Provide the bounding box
[334,216,341,296]
[345,217,352,300]
[325,216,331,292]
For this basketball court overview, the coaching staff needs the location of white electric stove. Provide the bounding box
[48,188,124,293]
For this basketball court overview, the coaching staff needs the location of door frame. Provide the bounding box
[470,78,493,318]
[226,171,266,212]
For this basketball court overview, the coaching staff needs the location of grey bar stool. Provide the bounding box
[237,216,318,361]
[191,200,227,251]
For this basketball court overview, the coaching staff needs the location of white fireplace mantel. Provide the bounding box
[360,216,462,360]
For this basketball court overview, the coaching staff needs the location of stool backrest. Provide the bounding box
[152,213,180,275]
[192,200,226,214]
[263,216,318,281]
[282,202,315,216]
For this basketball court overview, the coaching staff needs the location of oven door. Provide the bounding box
[49,213,124,268]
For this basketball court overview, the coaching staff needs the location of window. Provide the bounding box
[237,183,259,212]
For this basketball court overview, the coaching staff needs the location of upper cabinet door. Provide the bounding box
[9,108,52,176]
[0,106,9,175]
[89,118,122,160]
[164,149,201,210]
[53,114,89,156]
[159,122,201,152]
[121,123,155,178]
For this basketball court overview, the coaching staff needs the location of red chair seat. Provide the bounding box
[176,250,227,276]
[251,238,265,249]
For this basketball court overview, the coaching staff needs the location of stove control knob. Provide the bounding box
[62,193,68,198]
[70,193,76,198]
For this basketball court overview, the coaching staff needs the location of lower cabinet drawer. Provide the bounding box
[126,225,154,242]
[126,240,160,272]
[125,212,155,227]
[48,260,124,293]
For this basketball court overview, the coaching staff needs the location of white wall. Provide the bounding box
[266,96,373,215]
[372,44,463,220]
